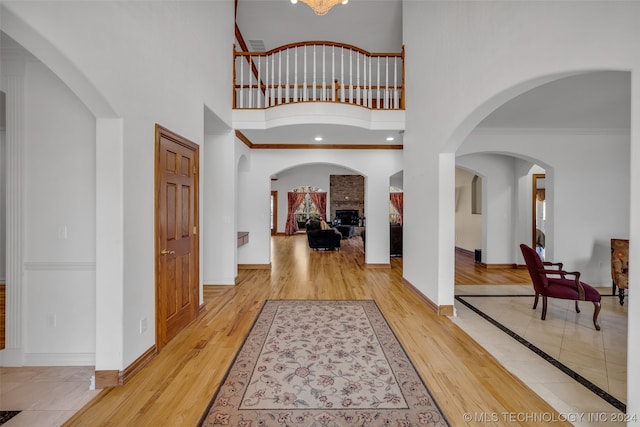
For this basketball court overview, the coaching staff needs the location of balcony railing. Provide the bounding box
[233,41,404,110]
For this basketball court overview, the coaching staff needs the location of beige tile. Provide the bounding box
[0,382,59,410]
[607,379,627,402]
[0,380,23,396]
[3,410,76,427]
[30,382,98,411]
[31,366,93,383]
[454,283,627,425]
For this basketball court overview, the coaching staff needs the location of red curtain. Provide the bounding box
[390,192,404,225]
[285,192,306,235]
[309,192,327,221]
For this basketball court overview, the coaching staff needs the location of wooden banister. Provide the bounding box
[233,41,404,110]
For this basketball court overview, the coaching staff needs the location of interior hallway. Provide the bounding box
[0,235,626,426]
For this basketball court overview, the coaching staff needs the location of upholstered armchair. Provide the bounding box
[611,238,629,305]
[520,244,602,330]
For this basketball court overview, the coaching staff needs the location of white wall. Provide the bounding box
[22,59,96,364]
[202,108,235,285]
[457,153,518,266]
[3,1,235,369]
[454,168,482,252]
[271,163,357,233]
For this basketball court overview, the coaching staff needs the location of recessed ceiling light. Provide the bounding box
[386,136,395,141]
[314,136,323,142]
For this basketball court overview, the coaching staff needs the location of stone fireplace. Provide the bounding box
[330,175,364,222]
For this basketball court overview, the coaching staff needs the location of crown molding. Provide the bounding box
[235,130,402,150]
[473,127,630,136]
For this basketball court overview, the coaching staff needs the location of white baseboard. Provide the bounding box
[0,348,24,366]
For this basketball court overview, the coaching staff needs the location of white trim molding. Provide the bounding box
[23,261,96,271]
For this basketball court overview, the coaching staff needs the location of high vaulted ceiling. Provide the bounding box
[236,0,630,147]
[2,3,631,145]
[235,0,403,54]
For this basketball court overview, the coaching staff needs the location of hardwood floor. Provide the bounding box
[454,249,532,285]
[64,235,568,426]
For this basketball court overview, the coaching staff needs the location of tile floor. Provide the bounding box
[0,366,100,426]
[453,284,628,427]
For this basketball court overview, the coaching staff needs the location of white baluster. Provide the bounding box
[265,54,269,107]
[286,48,290,104]
[269,54,273,107]
[368,56,372,107]
[294,47,298,102]
[278,51,282,104]
[356,51,360,106]
[272,52,276,105]
[332,46,336,102]
[394,57,398,109]
[257,55,261,108]
[385,56,389,109]
[349,49,353,103]
[233,55,237,107]
[304,45,307,102]
[340,47,345,103]
[240,54,244,108]
[249,55,254,109]
[377,57,380,109]
[313,45,317,101]
[363,53,368,108]
[272,53,276,106]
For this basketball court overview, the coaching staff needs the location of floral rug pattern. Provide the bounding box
[199,300,449,426]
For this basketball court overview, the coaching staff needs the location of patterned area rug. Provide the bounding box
[0,411,21,425]
[199,300,449,426]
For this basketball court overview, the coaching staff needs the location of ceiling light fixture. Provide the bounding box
[314,136,323,142]
[386,136,395,141]
[290,0,348,16]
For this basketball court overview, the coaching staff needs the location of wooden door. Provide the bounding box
[155,125,199,350]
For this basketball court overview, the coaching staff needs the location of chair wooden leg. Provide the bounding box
[592,301,601,331]
[541,296,548,320]
[575,300,580,313]
[613,281,617,296]
[533,293,539,310]
[619,288,625,305]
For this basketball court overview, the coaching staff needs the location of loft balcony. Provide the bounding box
[232,41,405,131]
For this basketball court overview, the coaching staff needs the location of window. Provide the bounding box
[390,186,403,224]
[292,186,322,223]
[471,175,482,214]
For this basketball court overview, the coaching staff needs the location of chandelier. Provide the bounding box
[290,0,348,16]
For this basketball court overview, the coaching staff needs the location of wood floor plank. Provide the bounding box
[64,235,568,426]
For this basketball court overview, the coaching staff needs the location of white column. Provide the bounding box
[364,174,390,266]
[95,118,125,371]
[203,130,236,284]
[437,153,456,308]
[3,59,25,366]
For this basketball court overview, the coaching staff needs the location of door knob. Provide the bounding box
[160,249,175,256]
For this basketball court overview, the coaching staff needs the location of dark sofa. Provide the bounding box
[390,224,402,256]
[306,219,342,250]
